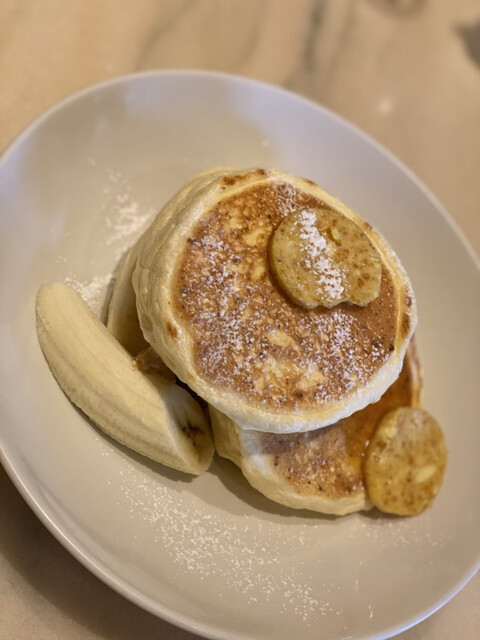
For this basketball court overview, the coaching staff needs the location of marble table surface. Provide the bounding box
[0,1,478,639]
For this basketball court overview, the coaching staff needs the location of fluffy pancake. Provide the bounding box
[210,343,423,515]
[133,168,417,433]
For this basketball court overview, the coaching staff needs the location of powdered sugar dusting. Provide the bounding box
[296,209,344,299]
[109,454,450,629]
[55,167,157,314]
[102,169,155,254]
[64,274,111,314]
[116,460,342,623]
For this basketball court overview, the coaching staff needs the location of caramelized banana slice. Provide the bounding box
[269,208,382,309]
[365,407,447,516]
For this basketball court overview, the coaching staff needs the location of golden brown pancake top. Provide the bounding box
[175,176,398,412]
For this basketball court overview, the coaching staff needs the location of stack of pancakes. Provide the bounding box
[121,168,422,515]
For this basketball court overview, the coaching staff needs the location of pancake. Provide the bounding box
[210,342,423,516]
[132,168,417,433]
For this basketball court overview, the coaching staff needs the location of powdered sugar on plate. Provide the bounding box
[115,458,343,624]
[108,451,451,630]
[102,169,155,251]
[64,274,112,314]
[58,167,157,314]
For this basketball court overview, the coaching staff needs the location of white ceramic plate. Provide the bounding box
[0,71,479,640]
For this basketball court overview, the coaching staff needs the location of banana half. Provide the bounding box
[36,282,214,475]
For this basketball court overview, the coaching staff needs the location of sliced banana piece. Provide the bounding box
[269,208,382,309]
[36,282,214,475]
[365,407,447,516]
[107,242,149,355]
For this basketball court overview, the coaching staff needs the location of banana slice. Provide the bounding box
[365,407,447,516]
[106,242,150,355]
[36,282,214,474]
[269,208,382,309]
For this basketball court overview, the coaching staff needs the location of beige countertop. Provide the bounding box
[1,1,478,639]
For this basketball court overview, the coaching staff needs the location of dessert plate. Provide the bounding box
[0,71,478,640]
